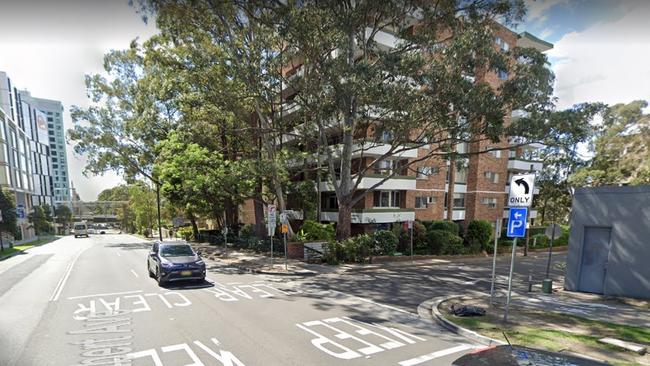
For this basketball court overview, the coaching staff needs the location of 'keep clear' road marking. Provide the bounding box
[127,337,246,366]
[398,344,474,366]
[296,316,426,360]
[203,281,295,302]
[72,291,192,320]
[130,269,139,278]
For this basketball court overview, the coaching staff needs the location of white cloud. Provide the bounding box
[0,1,157,200]
[526,0,568,22]
[548,1,650,109]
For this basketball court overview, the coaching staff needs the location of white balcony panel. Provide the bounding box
[352,142,419,158]
[367,28,403,49]
[443,209,466,220]
[444,184,467,193]
[511,109,529,121]
[505,185,540,195]
[502,209,538,219]
[508,159,543,172]
[319,176,415,192]
[321,210,415,224]
[285,209,304,220]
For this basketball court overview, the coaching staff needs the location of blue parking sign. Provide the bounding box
[507,207,528,238]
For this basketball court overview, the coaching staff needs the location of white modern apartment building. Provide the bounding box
[0,71,56,242]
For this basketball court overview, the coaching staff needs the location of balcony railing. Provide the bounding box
[508,158,543,172]
[318,174,415,192]
[320,208,415,223]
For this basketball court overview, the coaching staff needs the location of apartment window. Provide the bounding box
[495,37,509,52]
[47,112,52,115]
[55,112,60,117]
[485,171,499,183]
[416,166,439,179]
[489,150,502,158]
[52,157,58,162]
[373,190,401,208]
[48,124,54,129]
[377,130,393,143]
[444,193,466,208]
[48,130,54,136]
[49,137,55,142]
[415,196,428,209]
[373,160,393,175]
[481,197,498,208]
[47,117,53,122]
[323,193,338,210]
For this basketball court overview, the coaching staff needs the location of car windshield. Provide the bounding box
[74,225,85,230]
[160,245,194,257]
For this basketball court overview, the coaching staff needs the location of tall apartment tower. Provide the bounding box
[239,23,553,234]
[0,71,56,242]
[25,95,71,205]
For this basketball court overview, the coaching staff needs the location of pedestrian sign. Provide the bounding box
[507,173,535,207]
[267,204,277,236]
[507,207,528,238]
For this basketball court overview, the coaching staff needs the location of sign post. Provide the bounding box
[267,205,277,266]
[489,218,502,305]
[407,220,414,261]
[281,213,289,271]
[504,207,528,322]
[503,173,535,322]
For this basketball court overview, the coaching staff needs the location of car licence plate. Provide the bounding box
[180,270,192,276]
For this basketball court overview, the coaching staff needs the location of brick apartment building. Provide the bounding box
[240,23,552,234]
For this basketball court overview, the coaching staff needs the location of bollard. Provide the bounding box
[528,273,533,292]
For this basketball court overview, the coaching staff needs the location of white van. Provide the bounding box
[73,222,89,238]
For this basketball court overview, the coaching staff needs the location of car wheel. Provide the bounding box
[156,266,165,286]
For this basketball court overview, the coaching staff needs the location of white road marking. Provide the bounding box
[50,247,88,302]
[130,269,139,278]
[327,289,417,317]
[398,344,474,366]
[116,252,121,257]
[68,290,143,300]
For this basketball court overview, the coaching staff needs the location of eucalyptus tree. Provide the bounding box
[271,0,555,239]
[69,42,177,240]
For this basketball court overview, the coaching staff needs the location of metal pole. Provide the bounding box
[284,233,288,270]
[223,212,228,258]
[270,236,274,266]
[490,219,501,305]
[504,237,517,322]
[156,184,163,241]
[545,224,556,279]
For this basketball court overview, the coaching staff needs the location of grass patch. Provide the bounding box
[441,302,650,366]
[0,236,58,260]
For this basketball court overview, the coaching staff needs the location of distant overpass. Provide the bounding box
[71,201,127,223]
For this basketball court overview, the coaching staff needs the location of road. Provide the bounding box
[0,234,481,366]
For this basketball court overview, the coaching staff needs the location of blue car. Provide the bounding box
[147,242,206,286]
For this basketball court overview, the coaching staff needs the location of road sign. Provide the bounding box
[267,204,277,236]
[16,204,25,219]
[280,212,288,225]
[506,207,528,238]
[545,223,563,240]
[281,224,288,234]
[172,217,184,227]
[507,173,535,207]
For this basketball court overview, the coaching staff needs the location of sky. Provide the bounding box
[0,0,649,200]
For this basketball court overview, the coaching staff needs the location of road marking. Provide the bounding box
[130,269,139,278]
[50,248,87,302]
[116,252,121,257]
[398,344,473,366]
[68,290,143,300]
[327,289,417,317]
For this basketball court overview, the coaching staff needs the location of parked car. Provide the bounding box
[147,242,206,286]
[452,345,609,366]
[73,222,89,238]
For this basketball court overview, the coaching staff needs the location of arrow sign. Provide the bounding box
[514,178,530,194]
[508,173,536,207]
[514,212,522,219]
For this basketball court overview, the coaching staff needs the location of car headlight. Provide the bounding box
[195,260,205,266]
[160,261,174,268]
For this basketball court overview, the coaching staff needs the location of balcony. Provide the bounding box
[318,175,415,192]
[508,158,543,172]
[321,208,415,224]
[443,209,466,221]
[366,28,403,50]
[509,135,544,150]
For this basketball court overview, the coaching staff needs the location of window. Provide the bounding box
[47,117,53,122]
[48,130,54,136]
[485,171,499,183]
[373,190,401,208]
[377,130,393,143]
[444,193,466,208]
[489,150,502,158]
[416,166,439,179]
[498,70,509,80]
[53,164,58,169]
[415,196,428,209]
[481,197,498,208]
[373,160,394,175]
[52,157,58,162]
[48,124,54,129]
[323,193,338,210]
[495,37,509,52]
[49,137,55,142]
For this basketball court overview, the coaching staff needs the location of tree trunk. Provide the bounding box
[187,210,199,241]
[155,183,163,241]
[446,152,456,221]
[336,200,352,240]
[253,191,266,238]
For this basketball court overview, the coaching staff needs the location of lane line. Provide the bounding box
[67,290,143,300]
[116,252,121,257]
[50,247,87,302]
[130,269,139,278]
[398,344,474,366]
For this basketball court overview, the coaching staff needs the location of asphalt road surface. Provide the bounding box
[0,234,484,366]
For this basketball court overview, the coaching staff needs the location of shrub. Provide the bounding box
[391,224,409,253]
[465,220,493,253]
[300,220,335,241]
[426,230,463,255]
[239,224,256,239]
[354,234,374,261]
[531,234,549,248]
[177,226,194,241]
[373,230,398,256]
[323,241,344,265]
[422,220,460,236]
[555,229,570,246]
